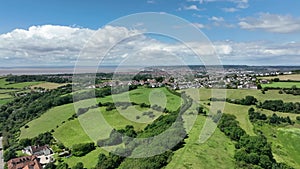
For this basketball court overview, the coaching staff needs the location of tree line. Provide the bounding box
[218,114,293,169]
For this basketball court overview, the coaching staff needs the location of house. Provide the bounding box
[22,145,52,156]
[22,145,54,165]
[7,155,42,169]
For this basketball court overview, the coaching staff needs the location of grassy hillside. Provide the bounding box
[256,125,300,169]
[17,87,300,168]
[197,88,300,103]
[19,87,182,168]
[19,99,96,139]
[166,115,235,169]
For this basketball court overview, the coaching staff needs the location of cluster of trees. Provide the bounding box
[218,114,292,169]
[6,75,71,83]
[258,100,300,114]
[0,85,73,149]
[19,132,53,147]
[132,74,152,81]
[210,95,258,106]
[248,108,267,122]
[196,106,207,115]
[249,107,293,125]
[72,142,95,157]
[96,153,124,169]
[269,114,293,125]
[283,86,300,95]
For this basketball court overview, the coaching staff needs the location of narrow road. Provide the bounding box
[0,137,4,169]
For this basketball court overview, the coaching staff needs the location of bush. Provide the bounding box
[72,142,95,157]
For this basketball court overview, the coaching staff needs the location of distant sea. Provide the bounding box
[0,66,145,75]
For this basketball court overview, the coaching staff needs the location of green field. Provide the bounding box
[31,82,68,89]
[196,88,300,103]
[53,119,93,147]
[19,99,97,139]
[166,115,235,169]
[257,125,300,169]
[261,82,300,88]
[62,147,105,168]
[19,103,75,139]
[0,78,43,89]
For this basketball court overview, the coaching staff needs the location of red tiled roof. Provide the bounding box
[7,155,42,169]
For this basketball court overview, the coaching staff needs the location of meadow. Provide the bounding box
[166,115,235,169]
[257,125,300,169]
[261,82,300,88]
[31,82,68,89]
[0,77,64,106]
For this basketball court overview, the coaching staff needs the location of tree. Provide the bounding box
[259,155,272,169]
[57,163,69,169]
[72,162,84,169]
[44,163,56,169]
[72,142,95,157]
[3,149,16,162]
[257,84,262,89]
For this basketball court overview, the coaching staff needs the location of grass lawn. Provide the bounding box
[62,147,104,168]
[96,87,182,112]
[194,88,300,103]
[19,103,76,139]
[276,128,300,168]
[53,119,93,148]
[0,93,12,99]
[19,99,97,139]
[261,82,300,88]
[31,82,68,89]
[166,115,236,169]
[0,77,43,89]
[258,125,300,169]
[0,98,12,106]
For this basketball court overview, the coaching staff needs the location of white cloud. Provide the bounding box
[0,25,141,66]
[213,40,300,65]
[222,7,239,12]
[209,16,225,22]
[1,24,300,66]
[183,5,204,11]
[239,13,300,33]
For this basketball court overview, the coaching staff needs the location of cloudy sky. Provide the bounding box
[1,0,300,67]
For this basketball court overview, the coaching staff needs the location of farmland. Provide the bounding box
[31,82,68,89]
[259,74,300,81]
[0,77,65,106]
[14,86,300,168]
[261,82,300,88]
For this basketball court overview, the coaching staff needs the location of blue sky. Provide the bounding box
[1,0,300,66]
